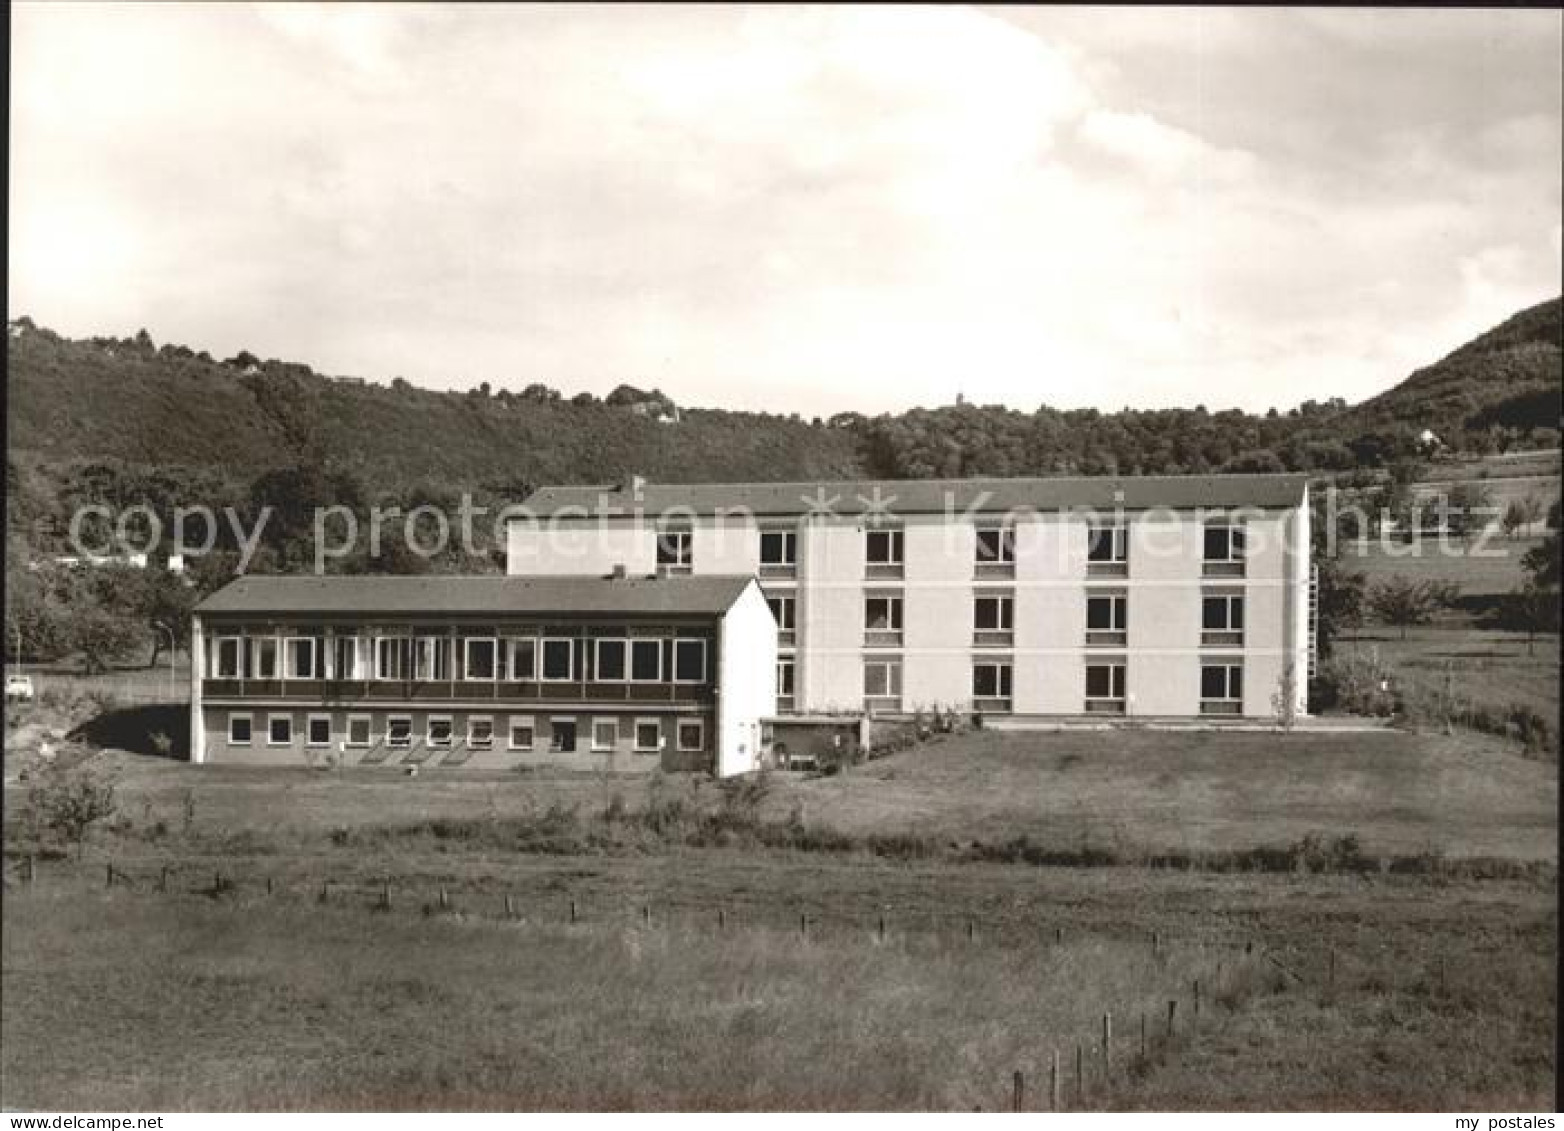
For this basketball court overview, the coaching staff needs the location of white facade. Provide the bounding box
[509,479,1313,721]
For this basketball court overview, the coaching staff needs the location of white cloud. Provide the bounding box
[7,5,1561,416]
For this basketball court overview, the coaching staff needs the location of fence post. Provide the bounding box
[799,913,808,940]
[1012,1069,1024,1113]
[1055,926,1063,945]
[1166,999,1177,1039]
[505,894,514,918]
[265,876,273,896]
[718,907,726,931]
[1328,948,1336,993]
[1050,1049,1060,1111]
[382,881,393,911]
[642,904,651,927]
[569,898,577,924]
[320,880,330,903]
[1193,978,1201,1024]
[966,919,975,944]
[439,886,449,911]
[1075,1044,1084,1104]
[1102,1011,1112,1077]
[26,855,36,886]
[1140,1012,1147,1059]
[107,861,114,888]
[159,865,169,893]
[1151,929,1160,958]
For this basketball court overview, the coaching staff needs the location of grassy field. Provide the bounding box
[1337,532,1544,598]
[1,861,1551,1110]
[23,726,1550,865]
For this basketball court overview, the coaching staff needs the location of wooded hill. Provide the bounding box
[5,296,1559,527]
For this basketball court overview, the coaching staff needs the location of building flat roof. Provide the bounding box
[196,574,756,617]
[520,474,1310,518]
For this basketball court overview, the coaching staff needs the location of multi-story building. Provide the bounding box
[188,574,776,774]
[511,474,1312,721]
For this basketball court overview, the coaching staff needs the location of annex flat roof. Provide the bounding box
[519,474,1310,518]
[196,575,756,617]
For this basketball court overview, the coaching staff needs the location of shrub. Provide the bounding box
[149,730,173,757]
[23,758,119,859]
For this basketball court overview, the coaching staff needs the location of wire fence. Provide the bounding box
[5,852,1314,1111]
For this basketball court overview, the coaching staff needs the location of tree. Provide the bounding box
[70,607,143,674]
[1502,500,1529,540]
[1511,581,1559,656]
[1522,531,1560,588]
[1221,448,1286,474]
[1367,576,1460,640]
[1442,480,1494,544]
[1517,493,1545,534]
[1313,559,1366,657]
[25,759,118,860]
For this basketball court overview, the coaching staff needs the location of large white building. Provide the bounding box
[511,474,1313,721]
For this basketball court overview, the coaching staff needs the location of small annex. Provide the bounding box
[189,573,776,776]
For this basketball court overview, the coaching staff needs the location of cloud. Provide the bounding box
[7,5,1561,417]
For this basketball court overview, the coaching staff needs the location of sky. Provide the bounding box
[9,3,1562,416]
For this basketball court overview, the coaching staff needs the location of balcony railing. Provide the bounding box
[863,629,903,647]
[973,629,1014,647]
[1202,560,1244,578]
[973,560,1015,580]
[1200,630,1244,647]
[972,696,1013,713]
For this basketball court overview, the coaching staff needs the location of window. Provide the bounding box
[634,719,662,753]
[550,718,578,753]
[387,716,413,748]
[974,594,1014,638]
[415,637,452,681]
[468,717,494,749]
[376,637,414,681]
[508,716,536,751]
[228,713,252,745]
[1087,525,1128,575]
[1201,664,1243,715]
[673,639,706,683]
[631,639,663,682]
[656,529,693,573]
[267,713,293,746]
[1204,524,1245,576]
[1087,525,1128,562]
[507,638,537,681]
[777,658,796,704]
[541,638,576,681]
[865,529,904,574]
[464,638,497,680]
[677,719,705,751]
[760,530,797,570]
[767,596,796,633]
[1201,593,1245,646]
[331,635,363,680]
[346,715,372,747]
[972,662,1014,703]
[591,718,618,751]
[863,658,903,705]
[285,637,317,679]
[306,714,332,747]
[1085,662,1127,713]
[253,637,278,679]
[595,639,627,682]
[865,595,903,643]
[975,527,1015,564]
[1086,594,1128,645]
[427,716,453,747]
[215,637,242,678]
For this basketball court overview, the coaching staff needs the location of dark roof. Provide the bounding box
[520,474,1310,517]
[196,575,755,617]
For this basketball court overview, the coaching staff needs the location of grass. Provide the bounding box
[1337,533,1545,598]
[1,862,1551,1110]
[1335,627,1559,752]
[2,881,1236,1111]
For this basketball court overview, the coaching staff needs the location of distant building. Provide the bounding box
[189,575,776,775]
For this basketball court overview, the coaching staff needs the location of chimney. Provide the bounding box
[620,474,647,498]
[610,563,628,580]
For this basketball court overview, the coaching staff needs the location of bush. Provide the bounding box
[149,730,173,757]
[1311,651,1398,717]
[23,758,119,858]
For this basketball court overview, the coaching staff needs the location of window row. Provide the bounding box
[226,712,707,753]
[653,523,1248,575]
[210,634,709,684]
[831,592,1248,647]
[842,660,1246,714]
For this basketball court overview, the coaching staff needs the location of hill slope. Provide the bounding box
[1338,297,1562,442]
